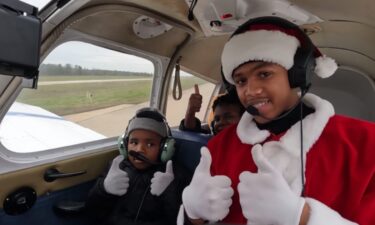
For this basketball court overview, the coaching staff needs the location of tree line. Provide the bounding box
[40,64,152,76]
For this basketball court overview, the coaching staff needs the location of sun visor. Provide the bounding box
[0,0,41,78]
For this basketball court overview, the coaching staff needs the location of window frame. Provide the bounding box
[164,68,221,128]
[0,37,170,173]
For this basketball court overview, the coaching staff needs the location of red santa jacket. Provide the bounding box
[207,94,375,225]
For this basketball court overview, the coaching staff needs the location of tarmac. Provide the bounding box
[64,83,214,137]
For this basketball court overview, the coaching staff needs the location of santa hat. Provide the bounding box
[221,17,338,85]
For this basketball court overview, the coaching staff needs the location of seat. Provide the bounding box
[171,129,212,172]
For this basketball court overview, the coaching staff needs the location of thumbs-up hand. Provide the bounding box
[103,155,129,196]
[150,160,174,196]
[187,84,202,114]
[182,147,234,222]
[238,144,305,225]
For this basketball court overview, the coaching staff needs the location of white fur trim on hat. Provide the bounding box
[315,55,338,78]
[221,30,300,84]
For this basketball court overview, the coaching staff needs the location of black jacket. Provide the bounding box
[86,159,191,225]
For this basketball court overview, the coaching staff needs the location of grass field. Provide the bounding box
[38,75,150,81]
[17,76,208,115]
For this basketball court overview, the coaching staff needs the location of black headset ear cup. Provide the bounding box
[118,134,128,159]
[288,45,315,90]
[160,138,176,163]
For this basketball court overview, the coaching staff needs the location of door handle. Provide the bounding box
[44,168,86,182]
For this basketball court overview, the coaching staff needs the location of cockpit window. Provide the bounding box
[166,71,216,127]
[1,41,154,153]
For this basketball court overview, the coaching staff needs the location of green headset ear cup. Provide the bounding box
[118,135,127,159]
[160,138,176,163]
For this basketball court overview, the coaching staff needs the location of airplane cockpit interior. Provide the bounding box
[0,0,374,224]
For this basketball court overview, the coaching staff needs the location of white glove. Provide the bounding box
[103,155,129,196]
[150,160,174,196]
[238,144,305,225]
[182,146,234,222]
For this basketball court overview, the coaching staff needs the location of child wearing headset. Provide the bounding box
[86,107,191,225]
[180,86,244,135]
[178,17,375,225]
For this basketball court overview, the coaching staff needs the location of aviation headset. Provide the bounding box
[117,107,175,163]
[222,16,316,92]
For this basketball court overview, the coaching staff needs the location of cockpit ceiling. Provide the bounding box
[69,9,190,58]
[50,0,375,81]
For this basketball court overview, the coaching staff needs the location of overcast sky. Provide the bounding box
[43,42,155,73]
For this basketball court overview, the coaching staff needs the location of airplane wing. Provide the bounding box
[0,102,106,153]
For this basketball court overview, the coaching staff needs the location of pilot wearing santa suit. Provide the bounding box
[178,16,375,225]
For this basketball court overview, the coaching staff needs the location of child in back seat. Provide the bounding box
[86,107,191,225]
[180,86,244,135]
